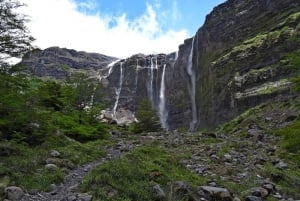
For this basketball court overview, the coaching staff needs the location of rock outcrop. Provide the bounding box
[19,47,116,79]
[18,0,300,131]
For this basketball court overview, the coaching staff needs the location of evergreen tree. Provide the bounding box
[134,98,162,133]
[0,0,34,66]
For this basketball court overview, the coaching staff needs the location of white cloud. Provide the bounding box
[19,0,189,58]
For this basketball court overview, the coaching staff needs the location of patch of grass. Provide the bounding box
[16,168,64,191]
[275,118,300,166]
[81,146,205,201]
[0,135,106,191]
[259,163,300,198]
[201,137,222,144]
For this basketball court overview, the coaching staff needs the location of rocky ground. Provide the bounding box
[3,97,300,201]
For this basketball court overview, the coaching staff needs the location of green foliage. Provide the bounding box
[275,117,300,165]
[0,0,35,66]
[134,98,162,133]
[81,146,205,201]
[291,77,300,92]
[0,72,108,144]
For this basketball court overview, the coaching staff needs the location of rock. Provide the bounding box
[233,197,241,201]
[249,187,269,197]
[5,186,25,201]
[77,193,93,201]
[153,184,166,200]
[67,195,77,201]
[198,186,231,201]
[45,164,58,171]
[262,182,276,194]
[224,153,232,162]
[245,196,262,201]
[140,136,156,145]
[50,150,61,157]
[273,193,282,199]
[173,181,189,194]
[274,161,288,169]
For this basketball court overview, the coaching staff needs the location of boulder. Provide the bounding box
[45,164,58,171]
[5,186,24,201]
[50,150,61,157]
[198,186,232,201]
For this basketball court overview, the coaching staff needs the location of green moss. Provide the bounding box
[81,146,205,201]
[275,118,300,165]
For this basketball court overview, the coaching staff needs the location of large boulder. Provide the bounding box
[5,186,24,201]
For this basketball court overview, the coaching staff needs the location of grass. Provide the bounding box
[81,146,205,201]
[259,163,300,198]
[0,134,106,193]
[275,117,300,166]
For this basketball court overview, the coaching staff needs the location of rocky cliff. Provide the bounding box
[18,0,300,131]
[19,47,116,79]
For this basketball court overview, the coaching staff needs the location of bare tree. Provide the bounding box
[0,0,34,66]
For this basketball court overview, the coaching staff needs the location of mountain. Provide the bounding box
[19,47,117,79]
[18,0,300,131]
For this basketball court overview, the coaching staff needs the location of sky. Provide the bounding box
[19,0,226,58]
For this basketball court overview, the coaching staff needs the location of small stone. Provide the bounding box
[153,184,166,199]
[233,197,241,201]
[207,181,217,187]
[28,189,39,195]
[249,187,269,197]
[5,186,25,201]
[262,182,276,194]
[273,193,282,199]
[45,164,58,171]
[198,186,231,201]
[245,196,262,201]
[67,195,77,201]
[50,150,61,157]
[77,193,93,201]
[275,161,288,170]
[224,153,232,162]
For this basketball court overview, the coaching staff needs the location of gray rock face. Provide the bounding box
[19,47,117,79]
[5,186,25,201]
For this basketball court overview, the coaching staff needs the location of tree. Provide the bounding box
[134,98,162,133]
[0,0,34,66]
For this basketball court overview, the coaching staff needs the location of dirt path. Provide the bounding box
[20,138,137,201]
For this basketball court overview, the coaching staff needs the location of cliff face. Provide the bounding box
[20,47,116,79]
[19,0,300,131]
[192,0,300,128]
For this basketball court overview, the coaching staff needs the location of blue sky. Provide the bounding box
[74,0,225,35]
[20,0,226,58]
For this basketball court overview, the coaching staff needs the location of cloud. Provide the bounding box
[19,0,189,58]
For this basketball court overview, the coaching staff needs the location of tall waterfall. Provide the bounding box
[113,62,123,115]
[159,64,168,129]
[187,37,198,131]
[148,57,155,107]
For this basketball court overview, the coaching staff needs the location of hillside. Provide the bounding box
[1,0,300,200]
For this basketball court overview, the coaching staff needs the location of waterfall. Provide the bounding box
[113,62,123,115]
[159,64,168,129]
[98,59,120,81]
[148,57,155,107]
[187,37,198,131]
